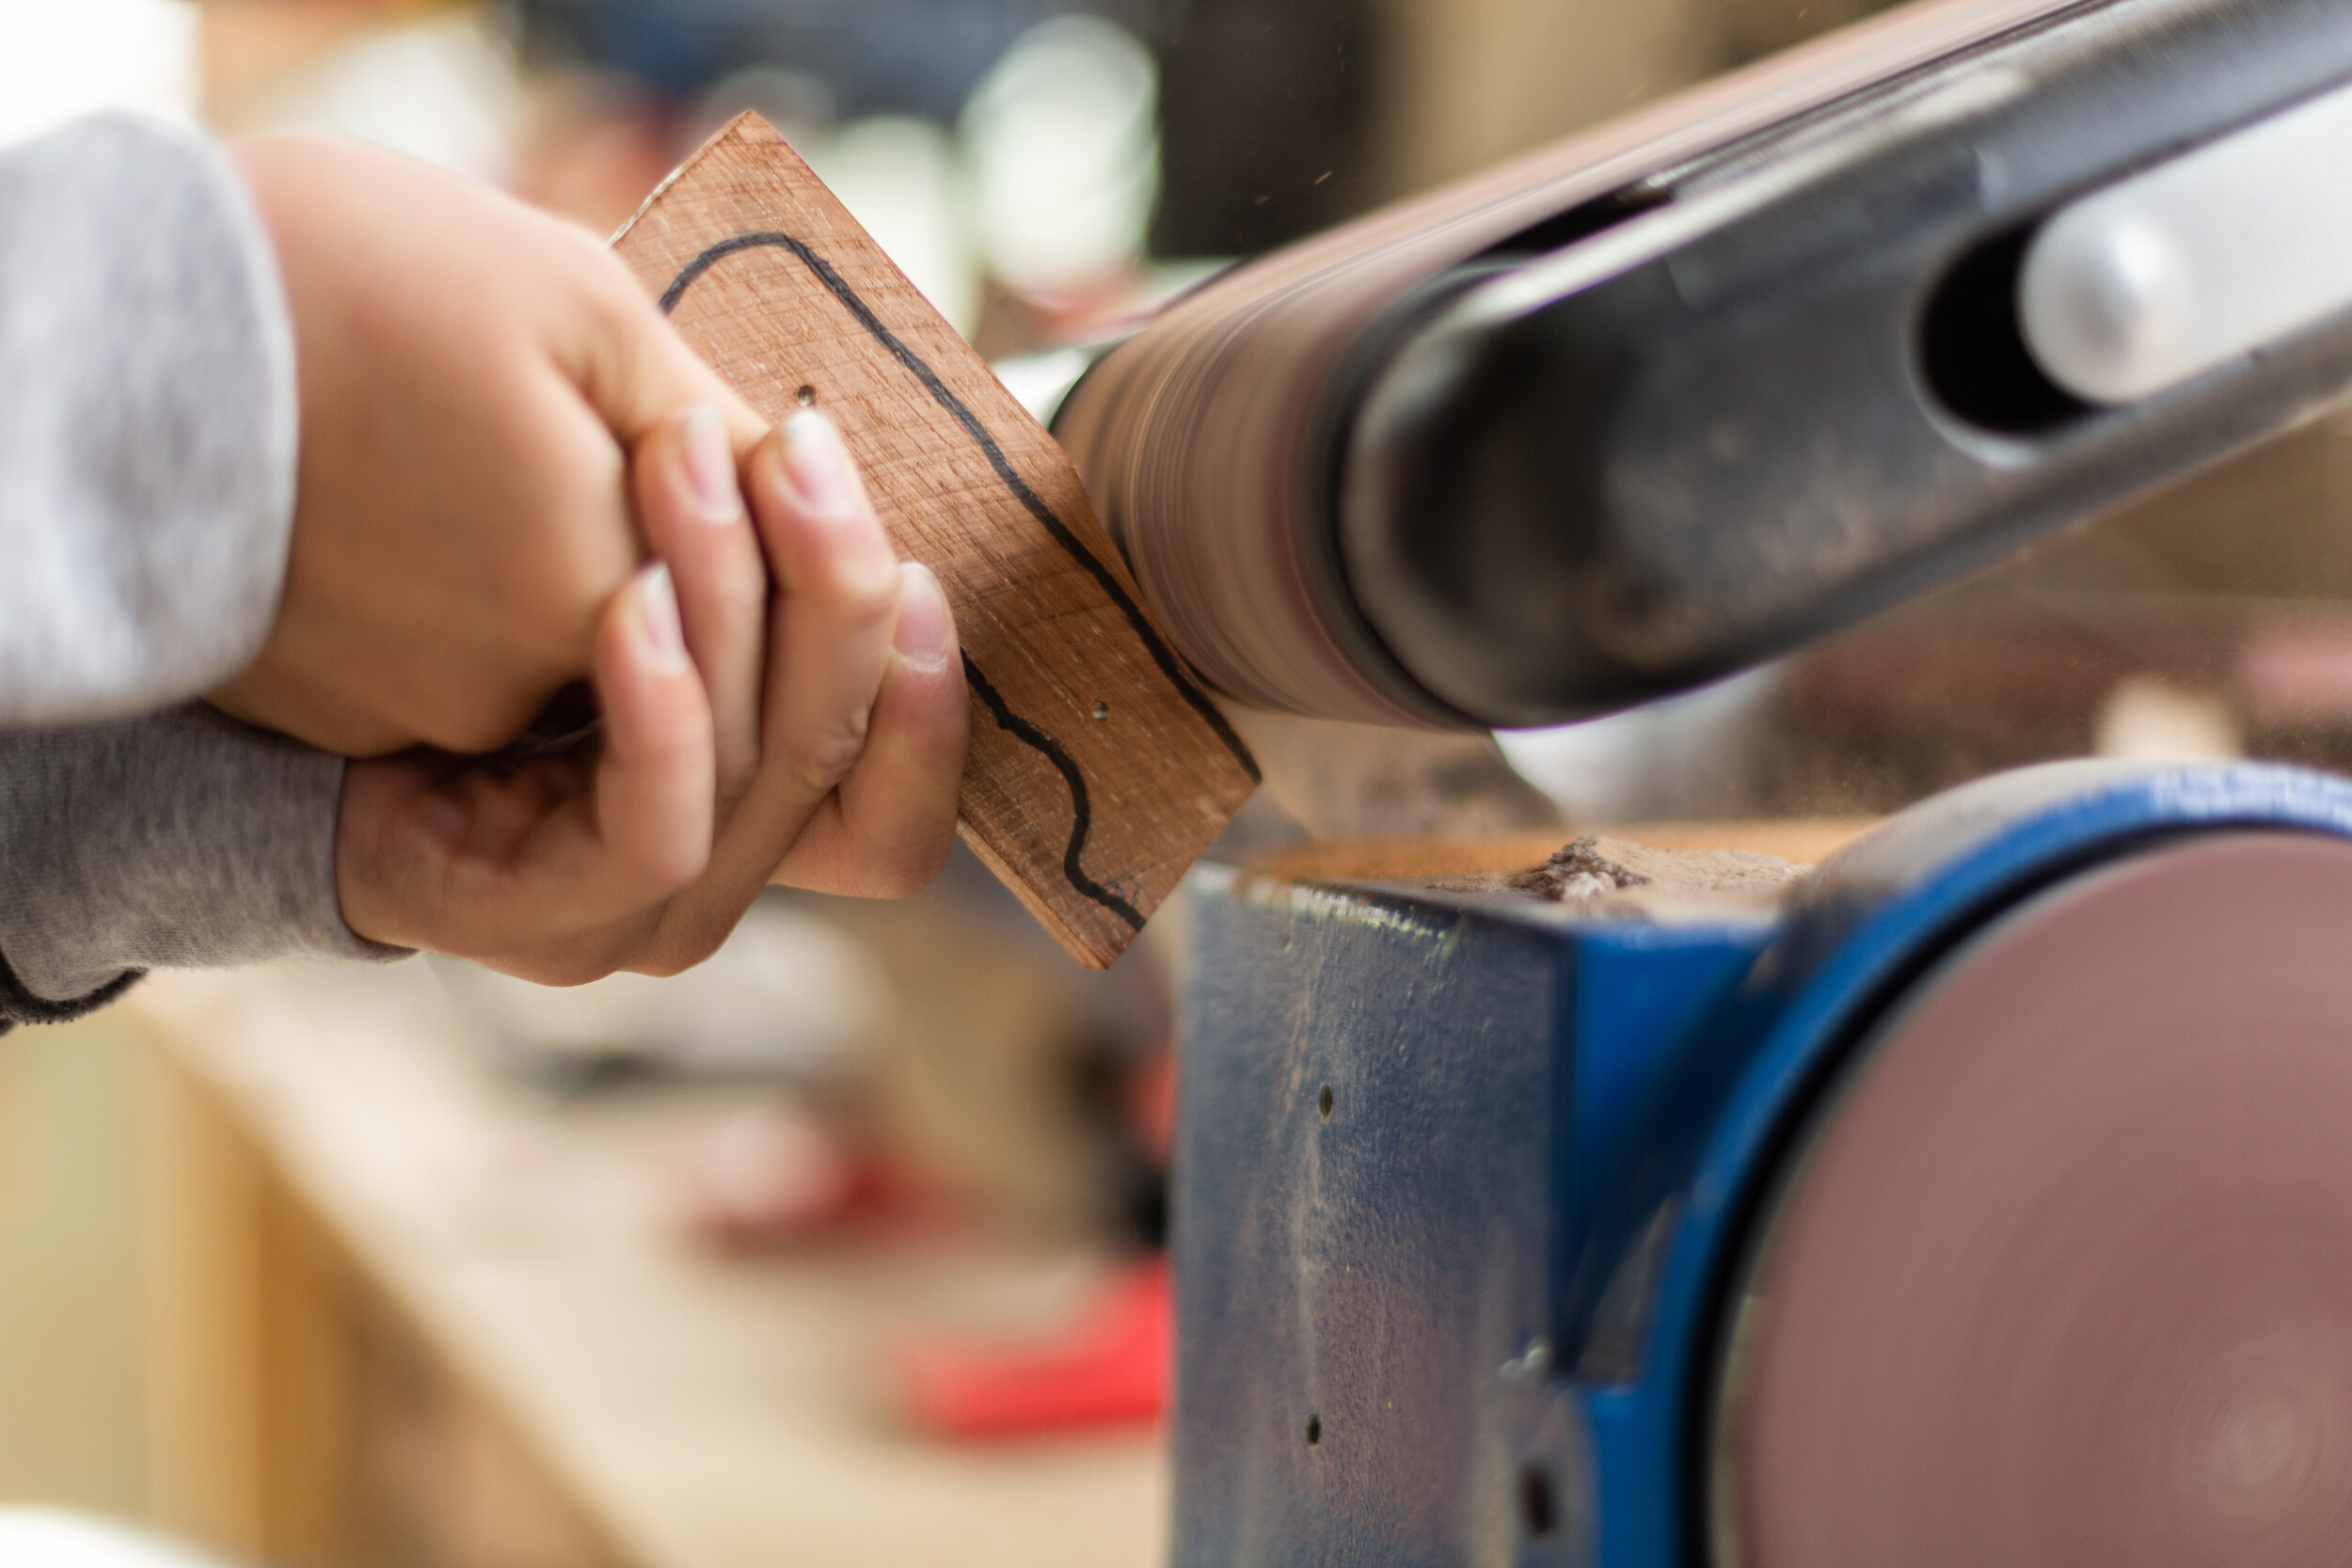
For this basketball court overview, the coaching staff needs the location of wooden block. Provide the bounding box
[613,115,1259,967]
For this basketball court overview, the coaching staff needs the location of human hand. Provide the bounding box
[333,409,971,982]
[210,135,766,758]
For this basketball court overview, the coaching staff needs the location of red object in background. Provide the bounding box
[2238,619,2352,723]
[893,1259,1171,1439]
[1127,1048,1177,1167]
[679,1105,956,1252]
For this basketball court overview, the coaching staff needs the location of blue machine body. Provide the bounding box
[1172,761,2352,1567]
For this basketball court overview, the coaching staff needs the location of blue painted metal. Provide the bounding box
[1171,761,2352,1568]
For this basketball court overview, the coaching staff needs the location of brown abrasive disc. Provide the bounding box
[1717,832,2352,1568]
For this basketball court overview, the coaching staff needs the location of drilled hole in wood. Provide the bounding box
[1520,1465,1555,1536]
[1318,1085,1334,1118]
[1306,1413,1322,1449]
[795,384,817,406]
[1092,701,1111,721]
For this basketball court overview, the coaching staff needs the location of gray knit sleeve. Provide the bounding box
[0,117,408,1024]
[0,115,296,723]
[0,705,405,1027]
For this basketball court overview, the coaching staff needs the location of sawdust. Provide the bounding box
[1432,834,1813,917]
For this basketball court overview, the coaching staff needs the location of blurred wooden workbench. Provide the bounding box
[124,963,1166,1568]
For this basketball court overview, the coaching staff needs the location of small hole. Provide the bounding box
[1918,227,2089,436]
[795,384,817,407]
[1520,1465,1555,1537]
[1305,1413,1322,1448]
[1318,1085,1334,1118]
[1092,701,1110,721]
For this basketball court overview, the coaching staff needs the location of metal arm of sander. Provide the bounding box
[1057,0,2352,729]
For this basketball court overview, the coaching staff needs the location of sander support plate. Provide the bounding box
[1174,759,2352,1567]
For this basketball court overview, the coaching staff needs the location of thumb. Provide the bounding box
[576,261,770,458]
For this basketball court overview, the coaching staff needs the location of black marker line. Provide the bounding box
[660,231,1259,784]
[663,230,1251,931]
[962,653,1144,931]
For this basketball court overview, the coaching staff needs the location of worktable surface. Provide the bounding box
[132,963,1168,1568]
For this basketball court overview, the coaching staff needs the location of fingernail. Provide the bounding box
[680,406,740,524]
[780,409,856,515]
[635,562,688,670]
[893,562,953,671]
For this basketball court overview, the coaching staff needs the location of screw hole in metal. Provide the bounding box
[1520,1465,1555,1536]
[1306,1413,1322,1449]
[1918,227,2087,436]
[1318,1085,1334,1118]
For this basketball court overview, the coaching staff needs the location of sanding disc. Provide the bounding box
[1715,831,2352,1568]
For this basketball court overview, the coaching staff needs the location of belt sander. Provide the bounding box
[1058,0,2352,732]
[1079,8,2352,1556]
[624,0,2352,964]
[1178,761,2352,1567]
[612,0,2352,1557]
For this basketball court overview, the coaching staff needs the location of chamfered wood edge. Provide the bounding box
[956,822,1118,969]
[1239,820,1881,885]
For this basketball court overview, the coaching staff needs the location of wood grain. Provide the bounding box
[1238,819,1877,885]
[612,115,1259,967]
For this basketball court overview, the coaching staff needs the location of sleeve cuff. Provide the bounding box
[0,705,405,1012]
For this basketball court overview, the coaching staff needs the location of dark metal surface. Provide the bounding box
[1338,0,2352,723]
[1174,869,1772,1565]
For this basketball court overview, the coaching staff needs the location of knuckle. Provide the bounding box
[510,485,630,624]
[638,914,734,977]
[867,851,945,900]
[552,911,669,985]
[632,947,697,979]
[719,561,771,621]
[649,847,710,898]
[838,557,902,617]
[625,824,712,898]
[680,546,769,630]
[548,450,631,540]
[789,721,871,795]
[795,556,896,631]
[573,243,651,322]
[511,951,614,989]
[789,509,895,596]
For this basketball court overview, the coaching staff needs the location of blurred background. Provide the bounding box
[10,0,2352,1563]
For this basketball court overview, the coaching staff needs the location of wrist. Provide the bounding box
[332,764,405,952]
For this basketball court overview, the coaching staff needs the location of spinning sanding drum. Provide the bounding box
[1174,762,2352,1566]
[1060,0,2352,728]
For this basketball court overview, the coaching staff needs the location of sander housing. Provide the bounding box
[1177,762,2352,1567]
[1102,1,2352,1560]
